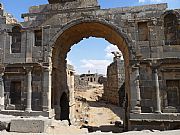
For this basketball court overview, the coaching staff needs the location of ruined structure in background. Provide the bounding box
[0,3,17,24]
[103,52,125,105]
[75,73,103,90]
[0,0,180,131]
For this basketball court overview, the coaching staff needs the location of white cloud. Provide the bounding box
[80,59,111,75]
[69,44,124,75]
[105,44,120,59]
[81,59,111,69]
[75,44,124,75]
[105,44,123,60]
[67,58,73,65]
[139,0,145,2]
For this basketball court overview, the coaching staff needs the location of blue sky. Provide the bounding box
[67,37,120,74]
[0,0,179,75]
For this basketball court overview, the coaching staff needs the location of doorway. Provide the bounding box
[60,92,70,121]
[10,81,21,105]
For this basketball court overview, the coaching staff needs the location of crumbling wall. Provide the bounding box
[74,75,89,90]
[103,58,125,105]
[74,74,102,91]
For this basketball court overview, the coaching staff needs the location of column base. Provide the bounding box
[131,106,142,114]
[42,108,55,118]
[42,106,51,112]
[155,111,162,114]
[25,108,32,112]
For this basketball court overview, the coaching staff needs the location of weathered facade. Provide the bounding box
[79,73,102,84]
[0,0,180,131]
[74,75,89,90]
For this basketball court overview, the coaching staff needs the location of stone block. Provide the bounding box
[10,118,50,133]
[140,46,150,58]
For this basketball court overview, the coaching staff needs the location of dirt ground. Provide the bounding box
[74,84,124,133]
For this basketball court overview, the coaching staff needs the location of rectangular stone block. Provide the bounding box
[10,118,49,133]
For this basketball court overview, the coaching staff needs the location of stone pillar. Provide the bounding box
[131,65,141,114]
[0,73,4,110]
[25,31,33,63]
[153,68,161,113]
[42,66,52,111]
[69,70,75,124]
[25,67,33,112]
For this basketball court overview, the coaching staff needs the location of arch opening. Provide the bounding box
[51,21,132,130]
[66,37,125,132]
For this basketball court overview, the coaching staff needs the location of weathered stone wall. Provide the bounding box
[74,75,89,90]
[103,57,125,105]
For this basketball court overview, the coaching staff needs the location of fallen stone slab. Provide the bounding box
[10,118,50,133]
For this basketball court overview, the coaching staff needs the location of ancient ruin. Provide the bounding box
[103,52,125,105]
[0,0,180,132]
[75,72,103,90]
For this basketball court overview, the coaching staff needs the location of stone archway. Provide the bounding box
[51,19,133,124]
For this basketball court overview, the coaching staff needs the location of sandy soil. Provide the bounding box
[74,86,124,133]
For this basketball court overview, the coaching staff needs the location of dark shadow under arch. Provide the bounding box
[60,92,70,121]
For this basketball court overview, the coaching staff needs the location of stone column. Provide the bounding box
[131,65,141,114]
[42,66,52,111]
[153,68,161,113]
[0,73,4,110]
[25,67,33,112]
[69,70,75,124]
